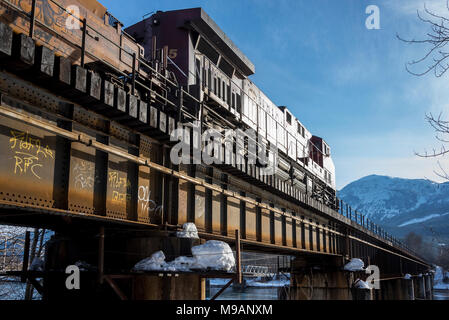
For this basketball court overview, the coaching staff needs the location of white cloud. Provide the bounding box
[386,0,449,16]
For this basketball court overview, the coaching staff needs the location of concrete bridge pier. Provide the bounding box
[377,278,402,300]
[352,288,373,300]
[402,278,415,300]
[372,278,417,300]
[289,269,353,300]
[289,257,354,300]
[424,274,433,300]
[415,276,426,300]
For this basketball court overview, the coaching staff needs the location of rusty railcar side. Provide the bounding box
[0,0,144,76]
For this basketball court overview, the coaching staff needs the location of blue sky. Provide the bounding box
[102,0,449,189]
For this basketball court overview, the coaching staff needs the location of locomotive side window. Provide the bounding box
[286,112,292,125]
[236,94,242,113]
[297,122,305,138]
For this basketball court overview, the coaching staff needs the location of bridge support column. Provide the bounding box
[416,276,426,300]
[289,257,353,300]
[424,274,432,300]
[134,274,205,300]
[43,230,204,300]
[352,288,373,300]
[378,278,400,300]
[401,278,415,300]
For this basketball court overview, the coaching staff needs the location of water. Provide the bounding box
[433,290,449,300]
[207,286,280,300]
[208,286,449,301]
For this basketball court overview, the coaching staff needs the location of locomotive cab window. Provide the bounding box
[286,112,292,125]
[297,122,305,138]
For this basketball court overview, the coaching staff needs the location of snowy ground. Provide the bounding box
[434,266,449,290]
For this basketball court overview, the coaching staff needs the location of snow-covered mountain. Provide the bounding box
[338,175,449,243]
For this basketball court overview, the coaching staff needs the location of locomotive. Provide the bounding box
[0,1,337,209]
[126,8,337,208]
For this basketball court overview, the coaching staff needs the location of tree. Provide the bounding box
[398,1,449,179]
[0,226,48,300]
[395,1,449,269]
[397,1,449,77]
[404,232,423,252]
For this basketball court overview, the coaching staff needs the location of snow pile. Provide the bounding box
[133,240,235,272]
[434,266,449,290]
[134,251,167,271]
[343,258,365,271]
[354,279,370,290]
[166,256,197,272]
[29,257,44,271]
[192,241,235,272]
[403,274,412,280]
[176,223,199,239]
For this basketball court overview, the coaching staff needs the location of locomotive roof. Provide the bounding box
[159,8,255,76]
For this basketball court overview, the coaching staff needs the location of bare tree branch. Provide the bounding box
[398,1,449,77]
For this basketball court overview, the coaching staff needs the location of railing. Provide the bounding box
[335,197,417,257]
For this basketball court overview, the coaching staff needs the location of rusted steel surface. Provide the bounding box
[0,1,431,274]
[0,115,57,208]
[68,139,97,215]
[0,0,138,75]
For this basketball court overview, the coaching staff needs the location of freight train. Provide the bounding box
[0,1,337,209]
[126,8,337,208]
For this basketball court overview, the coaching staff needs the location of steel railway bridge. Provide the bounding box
[0,0,433,300]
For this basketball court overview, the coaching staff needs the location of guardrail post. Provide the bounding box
[162,45,168,70]
[29,0,36,38]
[81,18,87,67]
[131,52,136,95]
[21,231,30,283]
[235,229,242,284]
[98,226,105,284]
[152,35,157,61]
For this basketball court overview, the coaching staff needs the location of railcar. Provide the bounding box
[126,8,337,208]
[0,1,337,208]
